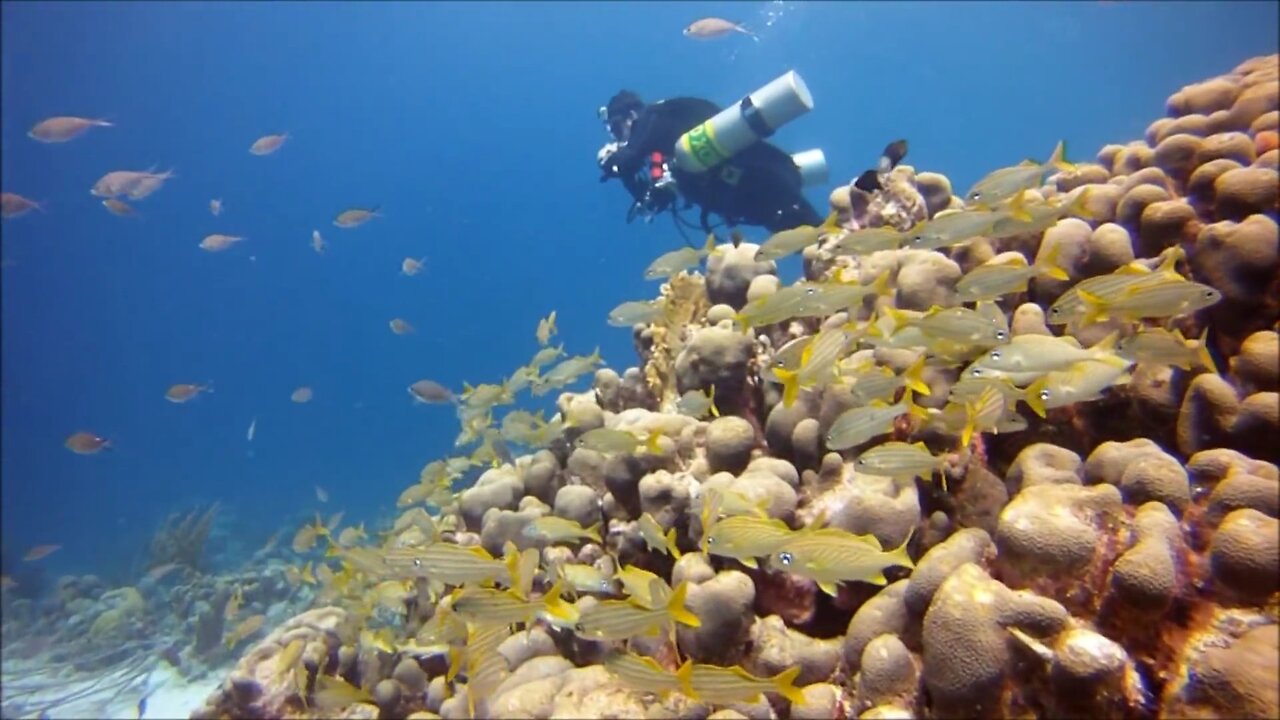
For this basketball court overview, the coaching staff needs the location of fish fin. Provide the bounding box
[903,388,929,421]
[1093,330,1121,354]
[1192,324,1213,368]
[771,666,806,704]
[585,522,602,543]
[676,659,696,697]
[866,571,889,585]
[1037,240,1071,281]
[853,169,883,193]
[541,581,577,623]
[883,305,913,334]
[707,385,720,417]
[869,269,894,299]
[817,581,839,597]
[1025,376,1049,419]
[1008,189,1033,223]
[1076,289,1109,326]
[902,355,931,396]
[645,431,663,454]
[775,367,800,408]
[1047,139,1075,173]
[665,528,683,559]
[961,399,978,447]
[667,581,701,627]
[820,210,842,235]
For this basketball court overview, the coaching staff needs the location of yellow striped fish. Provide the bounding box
[677,661,807,704]
[770,527,914,596]
[383,542,507,586]
[604,652,685,697]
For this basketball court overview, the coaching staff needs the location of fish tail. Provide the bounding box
[903,388,929,421]
[667,581,702,628]
[1093,330,1121,354]
[960,398,978,447]
[644,430,663,454]
[94,117,115,127]
[707,385,720,417]
[665,528,683,559]
[1047,139,1076,173]
[869,269,894,299]
[1194,327,1220,374]
[676,659,696,697]
[1067,185,1097,221]
[888,527,916,570]
[1036,240,1071,282]
[540,580,578,623]
[902,355,931,396]
[1024,376,1049,418]
[585,522,602,543]
[1008,189,1033,223]
[771,665,806,704]
[775,367,801,408]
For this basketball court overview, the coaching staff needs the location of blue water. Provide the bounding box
[2,1,1275,585]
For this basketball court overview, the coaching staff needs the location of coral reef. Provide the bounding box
[170,54,1280,720]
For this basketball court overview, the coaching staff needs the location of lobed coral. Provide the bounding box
[194,55,1279,720]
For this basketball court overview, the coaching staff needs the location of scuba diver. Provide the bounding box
[597,74,826,238]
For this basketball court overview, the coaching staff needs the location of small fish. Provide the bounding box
[311,230,326,254]
[291,386,313,403]
[605,652,686,697]
[825,394,926,451]
[146,562,182,582]
[28,116,113,143]
[557,563,616,595]
[389,318,415,335]
[65,431,110,454]
[1048,248,1185,325]
[408,379,456,404]
[1115,327,1217,374]
[199,234,245,252]
[315,485,329,503]
[102,198,137,217]
[853,139,910,193]
[608,299,666,327]
[675,386,719,418]
[1,192,43,218]
[574,580,701,641]
[1024,356,1133,418]
[682,17,757,39]
[574,427,661,455]
[755,224,827,262]
[701,514,793,569]
[523,515,602,545]
[773,325,856,407]
[888,305,1008,348]
[247,417,257,442]
[855,441,947,485]
[384,541,508,586]
[333,206,381,228]
[975,332,1121,375]
[209,198,222,216]
[126,171,174,201]
[905,208,1005,251]
[638,512,682,558]
[679,662,806,705]
[956,244,1069,302]
[771,527,914,595]
[312,675,372,712]
[23,544,62,561]
[451,580,578,627]
[1077,279,1222,326]
[274,638,306,684]
[90,168,167,198]
[401,256,426,276]
[529,344,566,370]
[965,141,1074,209]
[249,132,289,155]
[536,310,557,346]
[645,234,717,280]
[615,566,671,609]
[164,382,212,403]
[830,226,904,255]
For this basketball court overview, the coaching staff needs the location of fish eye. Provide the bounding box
[994,330,1008,342]
[705,535,716,545]
[1203,290,1216,299]
[778,552,794,566]
[413,559,422,567]
[969,367,984,377]
[989,350,1001,361]
[1039,389,1051,401]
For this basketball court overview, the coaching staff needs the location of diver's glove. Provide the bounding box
[597,142,621,182]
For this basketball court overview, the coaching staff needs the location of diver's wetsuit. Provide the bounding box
[603,97,822,234]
